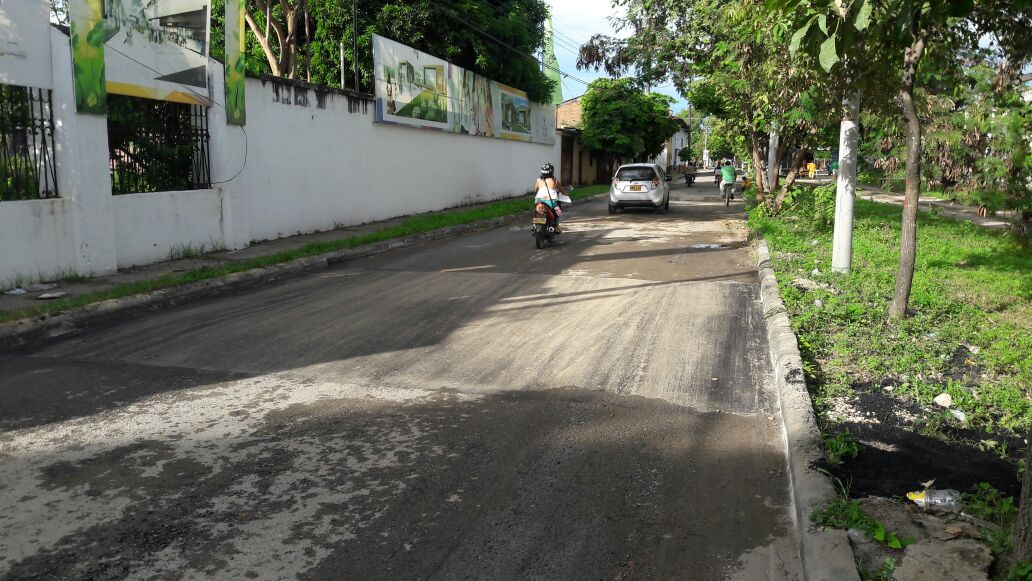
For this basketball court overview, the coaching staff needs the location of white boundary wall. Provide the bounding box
[1,27,561,285]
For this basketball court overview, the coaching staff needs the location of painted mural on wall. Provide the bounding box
[0,0,53,89]
[101,0,210,105]
[224,0,245,124]
[373,34,555,145]
[70,0,211,111]
[70,0,108,113]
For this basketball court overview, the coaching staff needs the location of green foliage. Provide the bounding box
[1004,561,1032,581]
[812,497,914,549]
[963,482,1018,558]
[823,429,862,466]
[580,78,679,166]
[209,0,556,101]
[750,192,1032,433]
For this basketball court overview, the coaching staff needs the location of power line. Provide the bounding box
[478,0,584,55]
[429,1,591,86]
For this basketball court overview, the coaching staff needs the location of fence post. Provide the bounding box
[49,28,119,276]
[205,69,251,250]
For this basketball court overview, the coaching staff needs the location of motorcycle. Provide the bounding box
[532,187,572,249]
[532,199,559,249]
[683,165,696,186]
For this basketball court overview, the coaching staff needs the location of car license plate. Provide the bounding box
[533,217,547,224]
[630,185,643,191]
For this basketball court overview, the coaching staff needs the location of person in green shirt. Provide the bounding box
[720,160,736,200]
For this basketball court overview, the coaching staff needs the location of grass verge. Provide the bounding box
[750,192,1032,434]
[0,185,609,325]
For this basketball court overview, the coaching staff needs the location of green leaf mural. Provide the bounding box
[70,0,107,114]
[224,0,246,125]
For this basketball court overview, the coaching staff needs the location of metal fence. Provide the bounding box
[0,85,58,201]
[107,95,211,194]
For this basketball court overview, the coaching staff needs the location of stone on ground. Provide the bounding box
[892,539,992,581]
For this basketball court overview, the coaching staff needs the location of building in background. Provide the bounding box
[555,96,611,185]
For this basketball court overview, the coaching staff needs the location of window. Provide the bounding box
[0,84,58,201]
[616,166,657,181]
[107,94,211,194]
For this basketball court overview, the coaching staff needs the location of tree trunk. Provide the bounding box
[245,0,284,77]
[770,141,788,193]
[773,148,808,210]
[832,92,861,274]
[888,29,928,319]
[749,131,767,202]
[1019,429,1032,560]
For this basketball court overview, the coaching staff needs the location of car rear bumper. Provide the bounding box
[610,188,664,206]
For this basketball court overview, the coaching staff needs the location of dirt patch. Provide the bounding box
[821,382,1022,501]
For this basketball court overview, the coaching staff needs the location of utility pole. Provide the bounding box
[352,0,359,92]
[685,103,692,162]
[832,92,861,274]
[340,42,345,89]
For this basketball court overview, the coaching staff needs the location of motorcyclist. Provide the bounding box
[720,160,736,200]
[534,163,565,233]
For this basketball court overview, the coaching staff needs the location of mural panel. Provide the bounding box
[224,0,245,124]
[70,0,108,113]
[373,34,554,145]
[102,0,210,105]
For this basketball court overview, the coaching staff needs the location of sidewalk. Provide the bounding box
[792,175,1015,230]
[0,188,605,321]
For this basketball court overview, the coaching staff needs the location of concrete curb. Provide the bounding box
[755,238,860,581]
[0,193,610,352]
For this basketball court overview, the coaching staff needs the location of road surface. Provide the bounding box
[0,184,802,580]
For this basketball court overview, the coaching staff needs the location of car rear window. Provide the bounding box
[616,167,657,181]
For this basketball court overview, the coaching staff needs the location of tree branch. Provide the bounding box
[245,4,281,76]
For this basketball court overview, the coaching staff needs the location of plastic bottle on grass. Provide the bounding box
[907,489,961,512]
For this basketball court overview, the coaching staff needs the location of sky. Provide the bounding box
[546,0,689,113]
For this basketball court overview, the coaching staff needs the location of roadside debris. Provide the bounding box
[3,288,27,295]
[933,393,954,408]
[907,489,961,513]
[792,277,837,293]
[25,283,58,292]
[37,292,68,300]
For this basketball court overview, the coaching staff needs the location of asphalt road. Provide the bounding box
[0,183,802,580]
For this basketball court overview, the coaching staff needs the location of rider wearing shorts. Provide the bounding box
[720,161,736,199]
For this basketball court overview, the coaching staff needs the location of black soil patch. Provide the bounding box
[821,382,1023,502]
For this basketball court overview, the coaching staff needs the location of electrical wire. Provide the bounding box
[479,0,584,55]
[429,0,591,86]
[100,42,249,185]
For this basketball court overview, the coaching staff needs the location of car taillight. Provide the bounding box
[535,203,547,214]
[651,177,660,189]
[612,177,619,187]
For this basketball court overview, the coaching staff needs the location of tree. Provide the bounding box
[771,0,1032,318]
[209,0,557,101]
[576,0,840,204]
[580,78,679,174]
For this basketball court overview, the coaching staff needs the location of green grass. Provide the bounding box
[0,186,609,325]
[964,482,1018,559]
[751,192,1032,433]
[824,429,863,466]
[812,496,914,550]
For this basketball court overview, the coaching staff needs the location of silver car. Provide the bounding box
[609,163,671,214]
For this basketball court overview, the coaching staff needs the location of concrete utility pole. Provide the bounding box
[832,93,861,274]
[352,0,359,91]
